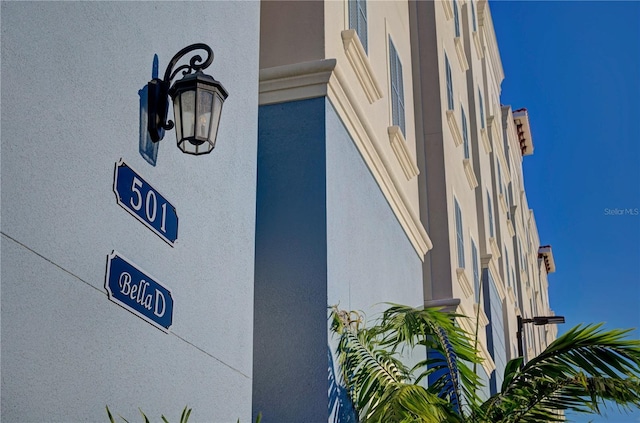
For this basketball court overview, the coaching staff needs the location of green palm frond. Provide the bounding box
[478,324,640,422]
[378,304,482,414]
[335,325,412,418]
[365,383,460,423]
[331,304,475,422]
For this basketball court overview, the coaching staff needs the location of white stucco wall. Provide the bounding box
[1,2,259,421]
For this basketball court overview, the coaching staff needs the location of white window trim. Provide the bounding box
[456,267,473,298]
[480,127,491,153]
[341,29,383,104]
[388,36,405,135]
[489,237,501,259]
[463,159,479,190]
[447,110,463,147]
[473,302,490,328]
[454,37,469,72]
[472,31,484,60]
[388,126,419,180]
[442,0,454,20]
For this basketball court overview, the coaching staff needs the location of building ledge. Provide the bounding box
[454,36,469,73]
[538,245,556,273]
[513,108,534,157]
[457,267,474,299]
[463,158,479,190]
[446,110,463,147]
[259,59,336,105]
[480,127,491,153]
[388,126,419,180]
[341,29,383,104]
[472,30,484,60]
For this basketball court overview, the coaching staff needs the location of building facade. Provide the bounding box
[1,1,558,422]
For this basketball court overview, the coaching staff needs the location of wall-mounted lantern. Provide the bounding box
[148,43,228,155]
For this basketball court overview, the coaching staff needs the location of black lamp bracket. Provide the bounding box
[148,43,215,142]
[163,43,214,87]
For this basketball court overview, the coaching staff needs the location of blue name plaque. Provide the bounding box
[105,251,173,332]
[113,159,178,246]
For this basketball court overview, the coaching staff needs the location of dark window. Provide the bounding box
[349,0,368,53]
[389,38,405,135]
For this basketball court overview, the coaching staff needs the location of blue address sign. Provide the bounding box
[105,251,173,332]
[113,159,178,246]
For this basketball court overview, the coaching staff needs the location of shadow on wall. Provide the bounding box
[138,54,160,166]
[328,347,357,423]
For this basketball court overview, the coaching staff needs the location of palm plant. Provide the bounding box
[330,304,640,423]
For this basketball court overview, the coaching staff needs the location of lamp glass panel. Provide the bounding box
[180,91,195,138]
[208,92,224,144]
[197,90,213,140]
[173,94,183,141]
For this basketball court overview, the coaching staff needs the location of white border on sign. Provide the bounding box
[112,158,179,247]
[104,250,174,333]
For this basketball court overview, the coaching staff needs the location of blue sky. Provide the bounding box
[490,1,640,421]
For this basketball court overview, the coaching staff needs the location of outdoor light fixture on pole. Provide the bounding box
[148,43,228,155]
[517,315,565,361]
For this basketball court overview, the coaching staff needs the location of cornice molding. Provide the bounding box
[328,65,433,258]
[259,59,337,106]
[259,59,433,259]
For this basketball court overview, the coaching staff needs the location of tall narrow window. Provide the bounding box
[445,54,454,110]
[389,38,405,135]
[455,199,465,268]
[471,1,477,32]
[478,89,485,129]
[497,162,503,195]
[453,0,460,38]
[349,0,368,53]
[487,191,494,238]
[462,105,469,159]
[472,240,480,302]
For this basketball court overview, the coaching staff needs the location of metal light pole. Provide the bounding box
[517,315,565,364]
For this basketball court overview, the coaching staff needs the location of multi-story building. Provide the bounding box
[1,0,558,422]
[409,0,560,402]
